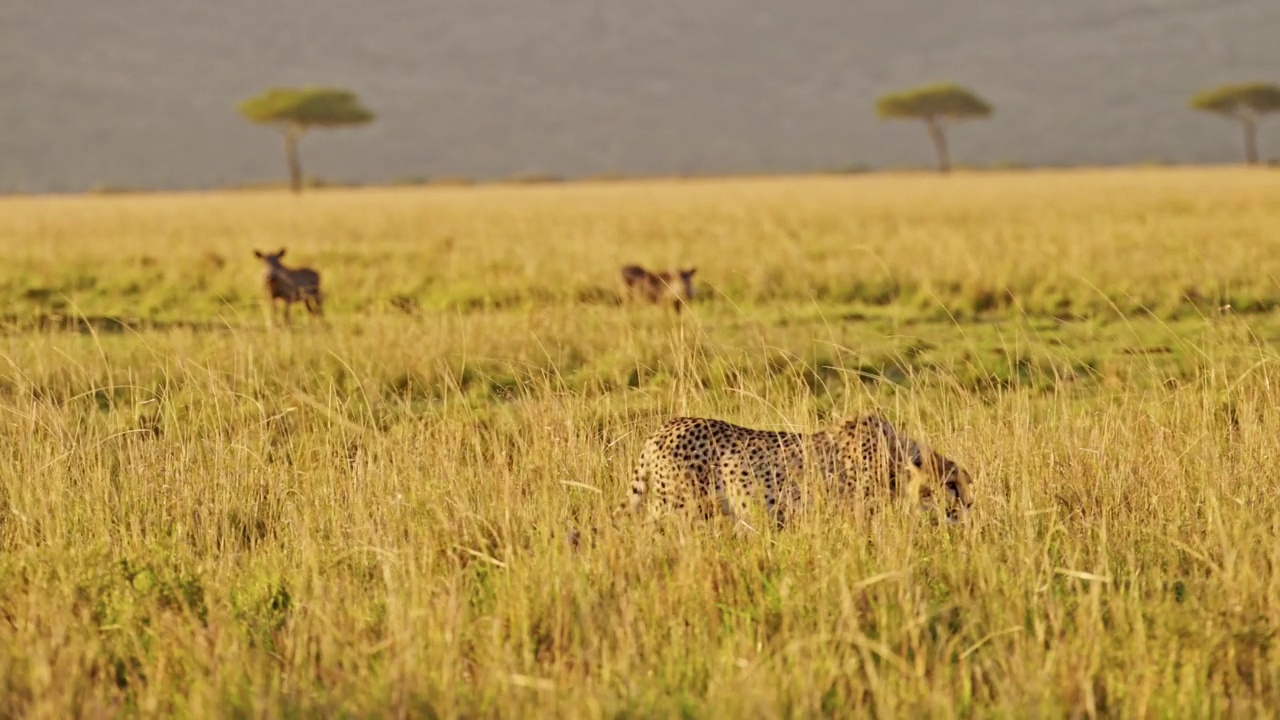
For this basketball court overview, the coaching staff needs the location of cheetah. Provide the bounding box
[253,248,324,324]
[625,415,973,528]
[620,264,697,313]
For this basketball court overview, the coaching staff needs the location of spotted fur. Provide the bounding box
[626,415,973,528]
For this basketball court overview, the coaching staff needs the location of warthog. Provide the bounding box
[253,248,323,324]
[620,264,697,313]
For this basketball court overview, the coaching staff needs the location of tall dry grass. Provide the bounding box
[0,168,1278,717]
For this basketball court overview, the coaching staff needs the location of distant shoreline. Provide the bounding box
[3,161,1274,199]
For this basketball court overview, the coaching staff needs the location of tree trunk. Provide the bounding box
[282,127,304,193]
[1241,116,1259,166]
[925,116,951,174]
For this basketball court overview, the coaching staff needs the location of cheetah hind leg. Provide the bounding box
[615,454,673,533]
[713,472,752,535]
[619,454,652,517]
[761,467,801,531]
[718,465,781,534]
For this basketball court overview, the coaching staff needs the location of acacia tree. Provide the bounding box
[237,87,374,193]
[876,83,992,173]
[1190,82,1280,166]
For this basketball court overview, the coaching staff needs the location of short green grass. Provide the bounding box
[1,168,1279,717]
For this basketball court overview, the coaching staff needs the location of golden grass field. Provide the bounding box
[1,167,1279,717]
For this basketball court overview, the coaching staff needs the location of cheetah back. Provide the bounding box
[628,417,858,526]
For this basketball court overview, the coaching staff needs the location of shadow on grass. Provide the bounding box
[0,314,240,335]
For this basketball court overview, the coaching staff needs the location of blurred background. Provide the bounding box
[2,0,1277,193]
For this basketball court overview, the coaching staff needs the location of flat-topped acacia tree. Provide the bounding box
[237,87,374,193]
[876,83,992,174]
[1190,82,1280,166]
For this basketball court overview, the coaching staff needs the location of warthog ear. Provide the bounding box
[253,250,264,259]
[278,248,287,258]
[683,268,697,277]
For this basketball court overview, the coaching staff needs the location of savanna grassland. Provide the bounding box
[1,168,1279,717]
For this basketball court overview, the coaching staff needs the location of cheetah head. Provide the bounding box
[910,449,974,523]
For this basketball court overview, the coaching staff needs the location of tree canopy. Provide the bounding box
[876,83,992,122]
[1189,82,1280,165]
[875,83,992,173]
[237,87,374,193]
[238,87,375,128]
[1190,82,1280,118]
